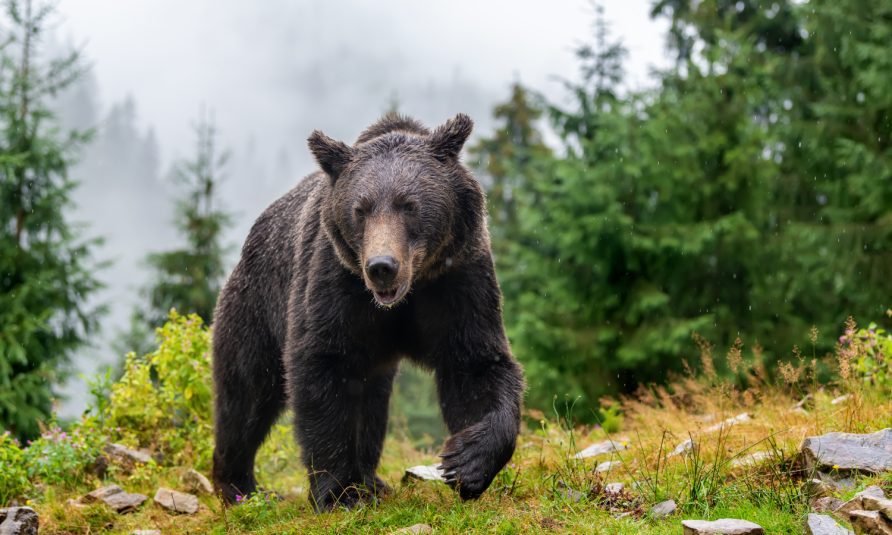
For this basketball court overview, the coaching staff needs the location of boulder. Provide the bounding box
[805,513,854,535]
[391,524,433,534]
[573,438,629,459]
[650,499,677,519]
[153,487,199,515]
[682,518,765,534]
[403,465,445,483]
[848,510,892,535]
[183,469,214,495]
[0,507,38,535]
[704,413,752,433]
[596,460,622,473]
[82,485,147,514]
[105,443,153,467]
[801,429,892,474]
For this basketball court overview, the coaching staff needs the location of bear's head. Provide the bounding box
[309,113,482,308]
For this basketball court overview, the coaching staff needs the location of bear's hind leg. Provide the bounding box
[212,329,286,505]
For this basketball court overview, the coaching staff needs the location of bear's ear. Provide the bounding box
[428,113,474,162]
[308,130,354,180]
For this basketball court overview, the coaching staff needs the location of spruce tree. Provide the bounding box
[0,0,102,439]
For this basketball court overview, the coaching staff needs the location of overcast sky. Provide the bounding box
[52,0,669,415]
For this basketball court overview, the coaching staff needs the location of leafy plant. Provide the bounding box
[0,431,28,505]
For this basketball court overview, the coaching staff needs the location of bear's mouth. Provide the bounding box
[371,281,409,307]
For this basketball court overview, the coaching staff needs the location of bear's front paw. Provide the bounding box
[439,427,502,500]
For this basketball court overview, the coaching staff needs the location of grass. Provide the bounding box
[26,379,892,534]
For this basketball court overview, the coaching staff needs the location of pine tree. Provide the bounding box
[0,0,102,439]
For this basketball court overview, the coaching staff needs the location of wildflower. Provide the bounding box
[235,494,244,503]
[832,464,840,470]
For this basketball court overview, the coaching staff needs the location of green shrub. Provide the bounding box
[0,431,28,505]
[22,425,102,488]
[842,318,892,390]
[86,310,214,468]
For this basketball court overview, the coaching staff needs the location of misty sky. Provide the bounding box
[53,0,668,415]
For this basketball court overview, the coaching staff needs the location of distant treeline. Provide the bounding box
[471,0,892,415]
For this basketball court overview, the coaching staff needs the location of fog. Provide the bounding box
[52,0,668,416]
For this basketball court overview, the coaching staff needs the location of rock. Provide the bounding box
[153,487,199,515]
[132,531,162,535]
[403,465,445,483]
[848,510,892,535]
[614,512,633,519]
[82,485,147,514]
[704,413,752,433]
[596,460,622,473]
[806,478,834,498]
[818,471,857,491]
[730,451,772,468]
[681,519,765,534]
[831,394,851,406]
[105,443,153,467]
[573,438,629,459]
[391,524,433,534]
[801,429,892,474]
[839,486,889,515]
[669,439,695,457]
[605,482,625,494]
[805,513,853,535]
[0,507,39,535]
[812,497,845,513]
[650,499,677,519]
[859,494,892,518]
[563,487,585,502]
[183,469,214,495]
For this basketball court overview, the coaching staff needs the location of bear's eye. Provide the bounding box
[397,201,417,214]
[353,205,367,219]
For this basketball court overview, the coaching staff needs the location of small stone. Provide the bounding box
[573,438,629,459]
[682,518,765,534]
[153,487,199,515]
[614,512,633,519]
[704,413,752,433]
[105,443,153,466]
[563,487,585,502]
[669,439,695,457]
[403,465,445,483]
[605,482,625,495]
[391,524,433,534]
[183,469,213,495]
[82,485,147,514]
[859,494,892,518]
[817,471,856,491]
[848,510,892,535]
[838,486,890,515]
[650,499,677,519]
[806,478,834,498]
[801,429,892,474]
[0,507,39,535]
[131,531,162,535]
[805,513,853,535]
[831,394,851,406]
[860,486,887,499]
[596,460,622,473]
[812,497,845,513]
[730,451,772,468]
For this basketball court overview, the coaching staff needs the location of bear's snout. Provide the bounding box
[366,255,400,287]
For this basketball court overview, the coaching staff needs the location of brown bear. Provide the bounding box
[211,113,525,511]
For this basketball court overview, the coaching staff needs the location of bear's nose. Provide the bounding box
[365,255,399,287]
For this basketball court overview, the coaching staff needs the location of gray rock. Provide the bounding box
[605,482,624,495]
[818,471,857,491]
[82,485,147,514]
[805,513,853,535]
[704,413,752,433]
[812,497,845,513]
[153,487,199,515]
[669,439,695,457]
[682,518,765,534]
[807,478,834,498]
[574,438,629,459]
[839,486,890,515]
[403,465,445,483]
[730,451,772,468]
[0,507,38,535]
[563,487,585,502]
[105,443,153,466]
[596,460,622,473]
[859,494,892,518]
[650,499,677,519]
[848,510,892,534]
[801,429,892,474]
[391,524,433,534]
[183,469,214,495]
